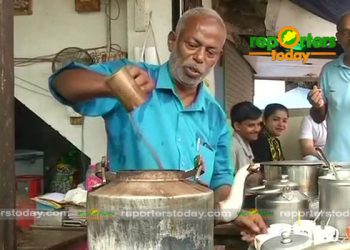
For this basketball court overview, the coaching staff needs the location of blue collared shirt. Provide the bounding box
[49,60,234,190]
[320,53,350,161]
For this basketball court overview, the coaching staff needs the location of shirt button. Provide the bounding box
[181,161,185,166]
[178,138,182,142]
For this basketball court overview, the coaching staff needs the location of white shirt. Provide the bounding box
[232,132,261,191]
[232,132,254,174]
[299,115,327,149]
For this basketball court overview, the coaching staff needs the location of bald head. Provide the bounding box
[337,11,350,31]
[336,11,350,56]
[175,7,226,36]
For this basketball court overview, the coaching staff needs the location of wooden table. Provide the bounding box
[17,224,248,250]
[17,227,87,250]
[214,223,250,250]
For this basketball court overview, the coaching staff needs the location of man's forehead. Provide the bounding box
[178,16,226,45]
[339,14,350,30]
[243,118,262,125]
[269,113,288,119]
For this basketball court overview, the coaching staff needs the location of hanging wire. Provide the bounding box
[15,76,49,92]
[14,44,126,67]
[15,75,52,97]
[104,0,120,20]
[14,55,55,67]
[104,0,121,57]
[106,0,112,57]
[15,83,52,98]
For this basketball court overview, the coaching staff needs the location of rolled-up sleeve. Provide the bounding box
[48,60,130,116]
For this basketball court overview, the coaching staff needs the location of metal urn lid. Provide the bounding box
[260,160,324,166]
[261,232,312,250]
[265,175,299,190]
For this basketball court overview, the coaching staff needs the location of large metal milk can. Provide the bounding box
[319,168,350,237]
[87,164,260,250]
[249,175,310,225]
[87,170,214,250]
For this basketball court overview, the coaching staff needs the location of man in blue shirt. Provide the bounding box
[49,7,266,241]
[308,12,350,161]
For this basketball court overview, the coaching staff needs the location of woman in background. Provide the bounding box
[251,103,289,162]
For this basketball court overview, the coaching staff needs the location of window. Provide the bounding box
[254,79,312,109]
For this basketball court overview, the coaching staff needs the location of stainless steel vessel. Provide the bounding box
[260,231,312,250]
[319,169,350,237]
[87,170,214,250]
[250,175,310,225]
[261,160,324,198]
[87,164,260,250]
[304,241,350,250]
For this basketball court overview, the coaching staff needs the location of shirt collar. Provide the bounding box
[334,53,350,69]
[156,62,207,111]
[234,132,250,147]
[234,132,254,158]
[156,63,175,90]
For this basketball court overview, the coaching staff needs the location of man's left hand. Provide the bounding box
[126,65,155,95]
[233,213,267,243]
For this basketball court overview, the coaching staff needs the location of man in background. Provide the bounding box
[230,101,263,208]
[308,12,350,161]
[299,115,327,161]
[230,102,262,176]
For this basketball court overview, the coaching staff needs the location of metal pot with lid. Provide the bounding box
[260,231,312,250]
[249,175,310,225]
[319,168,350,237]
[261,160,324,198]
[264,175,299,190]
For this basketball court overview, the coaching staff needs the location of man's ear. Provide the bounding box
[168,31,176,52]
[233,121,240,131]
[336,32,342,44]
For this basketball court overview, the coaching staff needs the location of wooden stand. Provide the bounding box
[17,228,87,250]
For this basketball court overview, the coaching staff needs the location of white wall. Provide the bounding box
[14,0,127,163]
[126,0,172,63]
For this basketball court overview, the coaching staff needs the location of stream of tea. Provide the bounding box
[128,112,164,169]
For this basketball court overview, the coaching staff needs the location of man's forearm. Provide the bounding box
[55,69,110,102]
[299,139,318,157]
[310,105,326,123]
[303,147,319,158]
[214,185,231,204]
